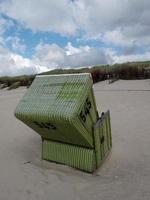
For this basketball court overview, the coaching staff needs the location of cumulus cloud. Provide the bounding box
[0,0,77,36]
[112,51,150,64]
[1,0,150,48]
[73,0,150,52]
[33,42,112,68]
[33,43,65,67]
[73,0,150,39]
[0,42,112,76]
[6,36,26,52]
[0,45,48,76]
[0,42,150,76]
[1,1,150,75]
[65,42,83,56]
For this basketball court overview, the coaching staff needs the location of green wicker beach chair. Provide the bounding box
[15,73,112,172]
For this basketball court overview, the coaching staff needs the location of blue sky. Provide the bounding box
[0,0,150,76]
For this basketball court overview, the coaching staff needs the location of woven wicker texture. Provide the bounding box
[41,111,112,172]
[42,140,96,172]
[93,111,112,168]
[15,73,98,148]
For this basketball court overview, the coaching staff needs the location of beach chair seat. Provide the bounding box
[15,73,112,172]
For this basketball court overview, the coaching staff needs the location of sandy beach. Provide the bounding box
[0,79,150,200]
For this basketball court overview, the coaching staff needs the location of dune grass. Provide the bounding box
[0,61,149,89]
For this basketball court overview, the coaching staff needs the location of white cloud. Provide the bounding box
[0,42,112,76]
[1,0,150,48]
[0,45,48,76]
[72,0,150,51]
[1,42,150,76]
[105,48,150,64]
[112,51,150,64]
[34,43,65,67]
[33,42,112,68]
[101,30,136,47]
[6,36,26,52]
[0,0,77,36]
[1,0,150,75]
[65,42,82,56]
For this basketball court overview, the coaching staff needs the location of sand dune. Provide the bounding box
[0,79,150,200]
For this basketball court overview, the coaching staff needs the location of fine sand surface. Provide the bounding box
[0,79,150,200]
